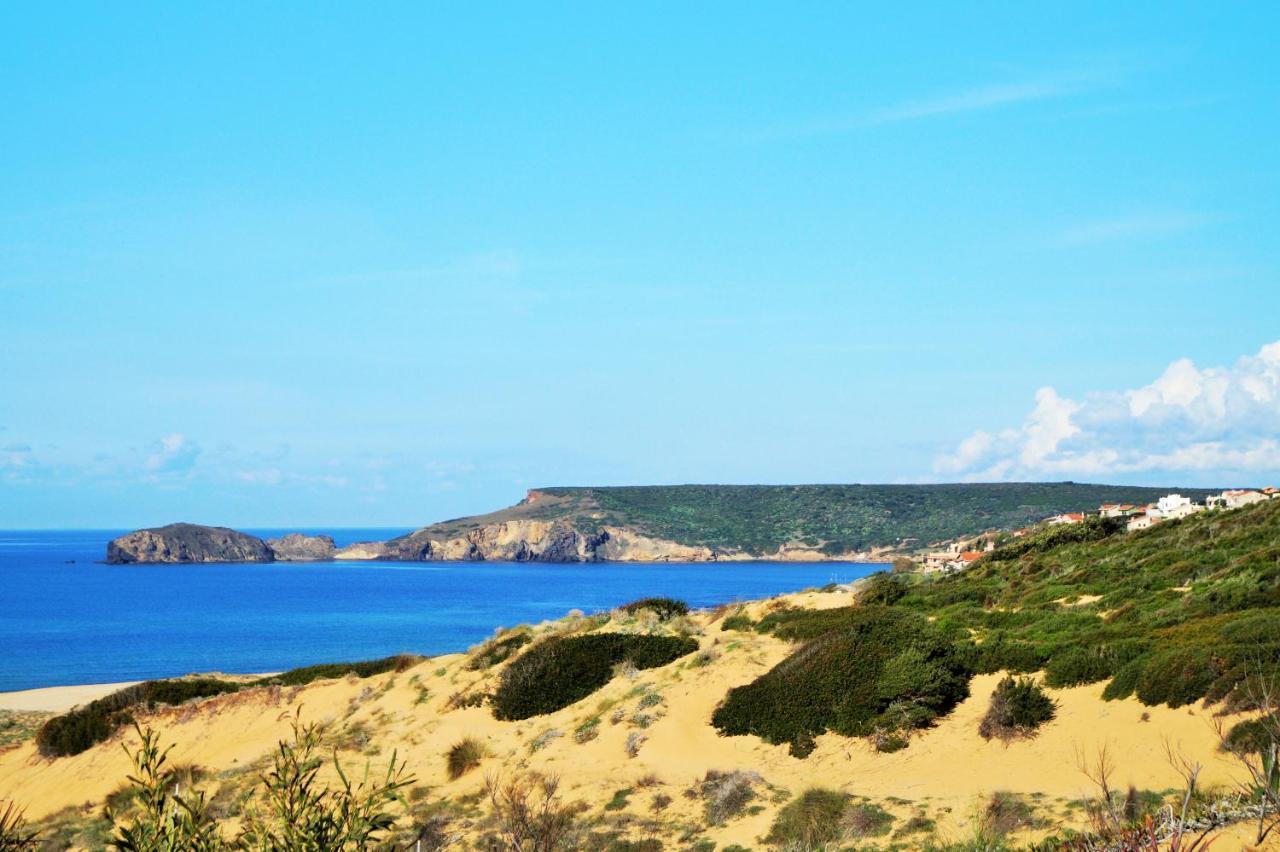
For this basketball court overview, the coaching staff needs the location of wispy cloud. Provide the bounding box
[1053,210,1213,247]
[866,80,1075,125]
[935,342,1280,482]
[756,69,1112,140]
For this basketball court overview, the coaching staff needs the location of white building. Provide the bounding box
[1208,489,1267,510]
[1128,513,1158,532]
[1154,494,1192,516]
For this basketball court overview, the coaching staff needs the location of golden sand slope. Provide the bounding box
[0,589,1270,849]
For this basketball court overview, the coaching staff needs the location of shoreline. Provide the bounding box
[0,672,278,713]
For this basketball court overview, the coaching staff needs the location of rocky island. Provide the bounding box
[104,482,1216,564]
[106,524,335,564]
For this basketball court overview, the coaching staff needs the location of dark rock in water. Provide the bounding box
[106,523,275,564]
[267,533,336,561]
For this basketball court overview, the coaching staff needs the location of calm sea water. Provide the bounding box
[0,529,877,692]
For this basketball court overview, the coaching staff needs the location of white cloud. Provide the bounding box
[144,433,201,476]
[935,342,1280,481]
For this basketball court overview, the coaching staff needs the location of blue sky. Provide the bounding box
[2,4,1278,527]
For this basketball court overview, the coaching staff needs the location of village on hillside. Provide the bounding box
[918,487,1280,574]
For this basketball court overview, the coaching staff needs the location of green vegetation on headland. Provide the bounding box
[107,482,1220,562]
[521,483,1220,555]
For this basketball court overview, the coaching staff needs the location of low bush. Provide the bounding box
[1044,648,1113,688]
[712,607,972,756]
[1133,647,1223,708]
[979,676,1057,742]
[603,788,631,811]
[491,634,698,720]
[841,802,894,838]
[1221,717,1275,755]
[983,791,1041,836]
[619,598,689,621]
[467,631,532,670]
[720,613,755,632]
[36,679,240,758]
[446,737,487,780]
[764,788,849,848]
[754,605,861,641]
[261,654,421,687]
[694,770,761,826]
[37,654,422,758]
[857,572,907,606]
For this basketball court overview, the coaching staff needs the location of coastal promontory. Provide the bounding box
[105,482,1219,564]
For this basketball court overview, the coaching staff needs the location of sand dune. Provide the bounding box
[0,589,1269,849]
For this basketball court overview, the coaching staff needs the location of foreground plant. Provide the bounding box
[108,724,225,851]
[1216,669,1280,847]
[102,711,413,851]
[482,772,581,852]
[0,799,39,851]
[240,711,413,850]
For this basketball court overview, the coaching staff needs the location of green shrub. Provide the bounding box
[445,737,487,780]
[1102,659,1144,701]
[1134,647,1223,708]
[712,607,971,756]
[857,572,907,606]
[619,597,689,621]
[694,770,761,825]
[603,788,632,811]
[36,679,240,758]
[974,637,1049,675]
[467,631,532,670]
[1221,717,1276,755]
[720,614,755,632]
[492,634,698,720]
[1044,647,1113,688]
[979,677,1057,741]
[764,788,849,848]
[37,654,422,758]
[841,802,894,838]
[754,605,862,641]
[259,653,421,687]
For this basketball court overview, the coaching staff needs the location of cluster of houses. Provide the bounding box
[1084,487,1278,532]
[919,487,1278,573]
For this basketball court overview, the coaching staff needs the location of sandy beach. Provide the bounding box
[0,672,278,713]
[0,681,142,713]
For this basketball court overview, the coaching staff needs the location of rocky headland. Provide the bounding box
[105,483,1207,564]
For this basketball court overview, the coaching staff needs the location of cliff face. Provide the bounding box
[331,521,723,563]
[336,520,614,562]
[106,524,275,564]
[267,533,336,562]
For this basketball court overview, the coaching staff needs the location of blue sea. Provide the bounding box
[0,529,878,692]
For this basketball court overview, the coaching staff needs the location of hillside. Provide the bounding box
[18,499,1280,850]
[370,482,1219,560]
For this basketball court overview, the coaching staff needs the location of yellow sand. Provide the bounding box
[0,589,1272,850]
[0,682,143,713]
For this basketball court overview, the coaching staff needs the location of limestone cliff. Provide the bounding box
[267,533,336,561]
[333,520,719,563]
